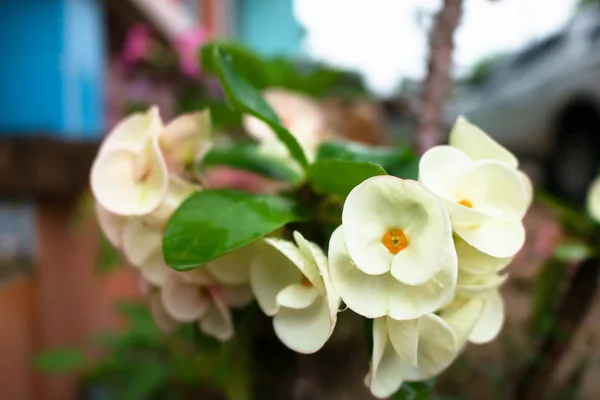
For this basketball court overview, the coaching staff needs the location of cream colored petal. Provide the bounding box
[449,116,518,168]
[520,171,534,209]
[367,318,404,399]
[95,203,126,248]
[468,290,504,344]
[149,292,178,334]
[455,236,512,275]
[273,297,333,354]
[440,294,485,348]
[454,160,529,220]
[419,145,472,199]
[91,140,169,216]
[243,115,277,143]
[328,227,457,320]
[457,271,509,294]
[250,240,303,316]
[139,254,171,287]
[205,243,254,285]
[386,318,419,367]
[200,289,234,342]
[343,176,451,281]
[276,284,318,309]
[180,267,218,285]
[454,218,525,258]
[443,198,492,228]
[400,314,458,381]
[161,274,209,322]
[161,110,213,168]
[122,218,162,268]
[220,284,254,308]
[292,231,328,292]
[146,175,200,225]
[99,106,163,155]
[587,176,600,223]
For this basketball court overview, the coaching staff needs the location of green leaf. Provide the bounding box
[213,47,309,170]
[33,348,85,373]
[163,189,307,270]
[202,142,303,184]
[121,360,166,400]
[317,140,419,180]
[554,241,594,263]
[308,160,387,197]
[393,379,436,400]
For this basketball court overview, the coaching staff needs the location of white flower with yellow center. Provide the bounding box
[122,176,199,286]
[250,231,340,354]
[419,119,531,258]
[587,176,600,223]
[366,315,458,399]
[328,176,457,320]
[243,89,327,162]
[158,247,255,341]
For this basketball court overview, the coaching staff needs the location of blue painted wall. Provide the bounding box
[0,0,105,140]
[236,0,302,57]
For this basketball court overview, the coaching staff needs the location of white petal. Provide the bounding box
[400,314,458,381]
[468,290,504,344]
[343,176,451,284]
[443,199,491,228]
[449,116,518,168]
[139,254,171,287]
[458,271,508,294]
[419,145,472,200]
[455,236,512,275]
[243,115,277,143]
[99,106,163,155]
[199,289,234,342]
[367,318,404,399]
[454,160,529,220]
[95,203,126,248]
[440,294,485,348]
[520,171,534,209]
[91,140,169,216]
[149,292,178,334]
[250,240,303,316]
[587,176,600,222]
[180,267,218,285]
[146,176,199,225]
[160,110,212,167]
[386,318,419,367]
[122,218,162,268]
[329,227,457,320]
[276,284,318,309]
[161,274,209,322]
[273,297,332,354]
[206,244,254,285]
[220,284,254,308]
[454,218,525,258]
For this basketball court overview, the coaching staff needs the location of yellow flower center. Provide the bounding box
[382,229,408,254]
[458,199,473,208]
[301,276,313,287]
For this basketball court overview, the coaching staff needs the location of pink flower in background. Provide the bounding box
[174,26,209,79]
[122,24,151,66]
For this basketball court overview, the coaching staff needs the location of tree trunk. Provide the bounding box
[416,0,463,154]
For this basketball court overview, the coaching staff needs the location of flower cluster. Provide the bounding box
[91,105,531,397]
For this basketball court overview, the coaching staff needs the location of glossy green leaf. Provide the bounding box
[33,348,85,373]
[202,142,303,184]
[317,140,419,180]
[308,160,387,197]
[163,190,307,270]
[393,379,436,400]
[213,47,309,169]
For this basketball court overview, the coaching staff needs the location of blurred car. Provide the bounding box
[447,6,600,202]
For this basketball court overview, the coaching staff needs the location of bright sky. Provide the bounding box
[294,0,579,95]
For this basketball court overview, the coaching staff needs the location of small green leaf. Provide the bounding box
[393,379,436,400]
[202,142,303,184]
[163,190,307,270]
[33,348,85,373]
[554,241,594,263]
[213,47,309,170]
[308,160,387,197]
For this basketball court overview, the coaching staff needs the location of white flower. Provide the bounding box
[419,120,531,258]
[243,89,326,161]
[328,176,457,320]
[250,231,340,354]
[158,248,255,342]
[587,176,600,222]
[122,177,199,286]
[366,315,458,399]
[95,202,126,249]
